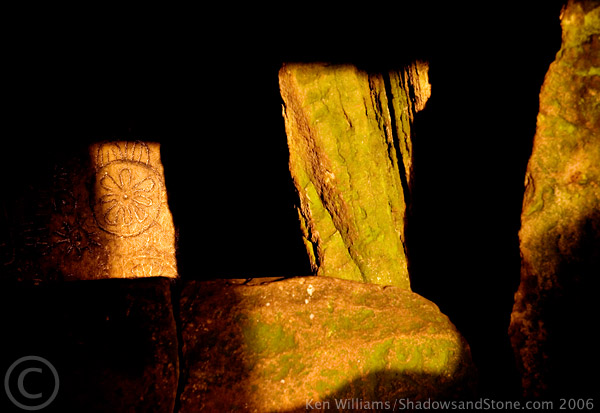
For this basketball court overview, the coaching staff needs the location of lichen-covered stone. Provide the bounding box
[0,140,178,281]
[178,277,476,412]
[509,0,600,397]
[279,63,430,288]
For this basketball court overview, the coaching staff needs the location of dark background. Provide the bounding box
[3,1,566,398]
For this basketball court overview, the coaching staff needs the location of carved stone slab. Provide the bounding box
[88,141,178,279]
[0,141,178,282]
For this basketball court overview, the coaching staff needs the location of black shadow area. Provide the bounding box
[405,1,564,398]
[0,278,178,412]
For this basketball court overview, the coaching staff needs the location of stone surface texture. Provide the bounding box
[178,276,476,412]
[279,62,430,288]
[89,141,178,279]
[0,140,178,281]
[509,0,600,397]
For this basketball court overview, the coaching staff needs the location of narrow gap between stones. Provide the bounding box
[170,280,185,413]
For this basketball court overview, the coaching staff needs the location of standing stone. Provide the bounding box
[0,140,178,281]
[279,62,430,288]
[509,0,600,397]
[88,141,178,279]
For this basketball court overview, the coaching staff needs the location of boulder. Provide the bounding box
[509,0,600,397]
[279,62,430,288]
[178,276,476,412]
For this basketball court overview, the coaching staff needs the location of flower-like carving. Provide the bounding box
[52,220,101,260]
[100,168,154,224]
[93,160,162,237]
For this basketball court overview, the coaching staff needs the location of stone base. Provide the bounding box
[178,276,476,412]
[0,276,476,411]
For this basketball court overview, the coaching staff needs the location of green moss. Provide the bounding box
[351,291,368,306]
[363,338,394,372]
[240,316,297,356]
[266,353,307,381]
[314,368,346,397]
[525,184,555,216]
[394,341,426,371]
[323,308,377,340]
[299,170,364,282]
[575,66,600,77]
[282,63,412,289]
[315,380,331,397]
[563,5,600,49]
[422,339,459,375]
[391,338,459,375]
[320,368,342,378]
[348,359,361,375]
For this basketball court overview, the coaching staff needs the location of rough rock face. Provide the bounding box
[0,140,178,281]
[178,277,476,412]
[279,63,430,288]
[509,0,600,397]
[0,278,179,412]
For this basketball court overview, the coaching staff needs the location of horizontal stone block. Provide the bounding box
[178,276,476,412]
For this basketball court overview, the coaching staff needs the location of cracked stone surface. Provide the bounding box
[279,62,430,288]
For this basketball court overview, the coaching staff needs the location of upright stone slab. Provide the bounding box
[88,141,178,279]
[279,63,430,288]
[0,140,178,281]
[509,0,600,397]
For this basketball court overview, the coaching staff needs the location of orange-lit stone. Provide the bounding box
[179,277,476,411]
[509,0,600,398]
[88,141,178,279]
[1,140,178,282]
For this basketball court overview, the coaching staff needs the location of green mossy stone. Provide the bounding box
[279,63,430,289]
[179,277,476,412]
[510,0,600,398]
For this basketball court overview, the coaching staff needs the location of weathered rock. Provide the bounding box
[509,0,600,398]
[279,62,430,288]
[0,277,179,412]
[0,140,178,281]
[178,276,476,412]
